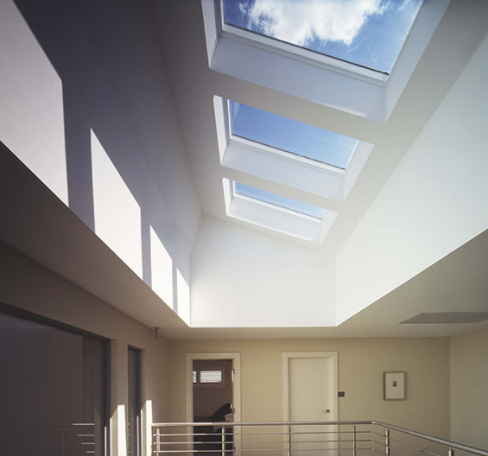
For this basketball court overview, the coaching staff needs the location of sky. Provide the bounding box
[223,0,423,73]
[235,181,327,220]
[230,100,358,170]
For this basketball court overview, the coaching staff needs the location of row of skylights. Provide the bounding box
[205,0,434,241]
[220,95,367,241]
[229,100,358,170]
[222,0,424,75]
[234,182,326,220]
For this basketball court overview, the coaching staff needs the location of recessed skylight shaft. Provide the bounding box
[222,0,424,74]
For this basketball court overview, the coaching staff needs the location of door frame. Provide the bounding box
[283,352,339,422]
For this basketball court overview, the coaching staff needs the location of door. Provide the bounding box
[284,352,338,456]
[128,348,141,456]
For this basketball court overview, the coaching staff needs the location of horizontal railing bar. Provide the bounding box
[156,438,374,446]
[153,421,373,427]
[371,448,385,456]
[153,447,375,454]
[372,439,387,448]
[390,446,414,456]
[373,432,443,456]
[387,435,443,456]
[153,431,371,439]
[372,422,488,456]
[152,420,488,456]
[0,424,95,428]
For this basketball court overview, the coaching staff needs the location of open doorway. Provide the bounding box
[193,360,234,455]
[193,359,234,422]
[186,353,241,455]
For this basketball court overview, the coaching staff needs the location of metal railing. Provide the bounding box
[152,421,488,456]
[0,423,96,456]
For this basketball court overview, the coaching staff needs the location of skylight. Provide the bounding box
[234,182,326,220]
[229,100,358,170]
[222,0,424,74]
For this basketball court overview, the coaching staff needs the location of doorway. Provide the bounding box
[284,352,338,456]
[186,353,241,455]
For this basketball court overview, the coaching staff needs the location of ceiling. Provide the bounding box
[1,0,488,340]
[151,0,488,253]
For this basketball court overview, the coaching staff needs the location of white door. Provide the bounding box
[284,352,338,456]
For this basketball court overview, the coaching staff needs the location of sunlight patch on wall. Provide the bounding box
[0,0,68,204]
[111,404,127,456]
[177,268,191,325]
[150,226,174,309]
[91,130,142,278]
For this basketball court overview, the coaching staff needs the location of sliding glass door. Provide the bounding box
[0,310,107,455]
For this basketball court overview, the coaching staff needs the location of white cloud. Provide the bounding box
[246,0,388,47]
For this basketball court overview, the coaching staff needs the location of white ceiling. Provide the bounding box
[151,0,488,253]
[1,0,488,340]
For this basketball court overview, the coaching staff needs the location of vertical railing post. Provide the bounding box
[287,426,291,456]
[156,426,160,456]
[385,429,390,456]
[352,425,357,456]
[448,446,455,456]
[222,426,226,456]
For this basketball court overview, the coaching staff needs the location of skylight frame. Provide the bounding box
[225,99,358,173]
[219,0,393,83]
[223,178,337,244]
[233,181,326,222]
[202,0,451,122]
[219,0,427,79]
[215,96,373,203]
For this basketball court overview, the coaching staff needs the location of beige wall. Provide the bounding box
[170,338,450,439]
[450,328,488,450]
[0,242,171,455]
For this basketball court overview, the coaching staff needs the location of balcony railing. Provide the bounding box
[0,423,96,456]
[152,421,488,456]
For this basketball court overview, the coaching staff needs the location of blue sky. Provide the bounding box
[230,100,358,169]
[223,0,423,73]
[235,182,327,219]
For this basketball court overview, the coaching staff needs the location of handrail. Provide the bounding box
[371,422,488,456]
[152,420,488,456]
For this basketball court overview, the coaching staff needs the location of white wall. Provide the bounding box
[191,217,335,327]
[450,328,488,450]
[336,33,488,324]
[0,0,200,323]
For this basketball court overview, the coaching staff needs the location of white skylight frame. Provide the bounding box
[223,179,337,244]
[214,96,373,203]
[201,0,450,122]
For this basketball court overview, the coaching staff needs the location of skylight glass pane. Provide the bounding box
[235,182,326,220]
[223,0,423,74]
[229,100,358,170]
[200,370,223,384]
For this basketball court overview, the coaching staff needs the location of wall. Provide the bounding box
[336,33,488,324]
[450,328,488,450]
[0,242,171,456]
[191,217,335,327]
[170,338,450,439]
[0,0,201,323]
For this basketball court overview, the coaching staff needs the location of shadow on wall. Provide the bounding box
[6,0,197,320]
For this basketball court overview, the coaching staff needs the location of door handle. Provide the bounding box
[323,409,331,413]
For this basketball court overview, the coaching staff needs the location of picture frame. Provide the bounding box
[383,372,406,400]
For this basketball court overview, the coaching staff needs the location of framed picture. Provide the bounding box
[384,372,406,400]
